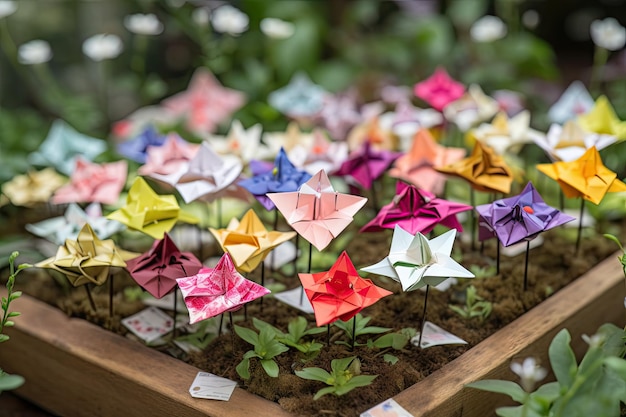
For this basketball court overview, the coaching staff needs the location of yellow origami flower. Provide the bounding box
[210,209,295,273]
[107,177,199,239]
[1,168,65,207]
[577,95,626,140]
[36,224,137,286]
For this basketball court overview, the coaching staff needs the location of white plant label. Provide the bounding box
[189,372,237,401]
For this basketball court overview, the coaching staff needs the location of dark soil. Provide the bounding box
[3,202,624,417]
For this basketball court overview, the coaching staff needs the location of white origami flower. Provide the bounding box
[124,13,164,35]
[548,81,594,124]
[471,111,544,156]
[82,34,123,61]
[207,119,271,163]
[378,101,444,151]
[537,120,616,162]
[0,1,16,18]
[260,18,295,39]
[18,40,52,65]
[443,84,499,132]
[470,15,507,43]
[510,358,547,392]
[361,226,474,292]
[211,5,249,36]
[590,17,626,51]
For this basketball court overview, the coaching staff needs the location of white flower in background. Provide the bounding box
[470,15,507,42]
[590,17,626,51]
[210,5,249,36]
[260,18,295,39]
[192,7,210,27]
[582,332,605,348]
[18,40,52,65]
[510,357,547,392]
[522,10,540,30]
[124,13,164,36]
[0,0,16,18]
[82,34,123,61]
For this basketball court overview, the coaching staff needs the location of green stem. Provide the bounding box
[590,46,609,95]
[553,353,604,417]
[131,34,148,78]
[520,392,530,417]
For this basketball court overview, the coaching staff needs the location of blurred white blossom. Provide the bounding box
[124,13,164,36]
[192,7,210,26]
[470,15,507,42]
[0,1,16,18]
[590,17,626,51]
[18,40,52,65]
[260,18,295,39]
[211,5,249,36]
[522,10,540,30]
[82,34,123,61]
[510,357,547,392]
[582,333,605,348]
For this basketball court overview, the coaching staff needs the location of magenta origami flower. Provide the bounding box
[52,158,127,205]
[414,67,465,112]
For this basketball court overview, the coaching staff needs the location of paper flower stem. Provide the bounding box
[327,324,331,346]
[109,273,114,318]
[496,242,501,275]
[260,261,265,313]
[371,181,379,212]
[173,288,178,340]
[523,241,530,291]
[219,313,224,336]
[84,285,96,312]
[575,199,585,255]
[559,189,565,211]
[350,315,357,351]
[300,241,314,305]
[470,186,476,251]
[229,312,235,352]
[417,284,431,348]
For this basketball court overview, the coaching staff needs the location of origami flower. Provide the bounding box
[313,90,364,140]
[268,170,368,251]
[162,69,246,134]
[35,224,136,287]
[238,147,312,210]
[116,126,167,163]
[263,122,315,156]
[300,251,392,327]
[210,209,295,273]
[28,119,107,175]
[436,140,514,194]
[177,253,270,324]
[361,182,472,235]
[26,203,126,245]
[287,129,349,175]
[171,141,243,204]
[362,226,474,292]
[111,106,176,141]
[536,146,626,205]
[346,116,397,151]
[379,100,444,148]
[577,95,626,140]
[107,177,199,239]
[207,120,270,164]
[52,158,127,205]
[126,233,203,299]
[414,67,465,112]
[335,141,401,190]
[547,81,595,124]
[443,84,499,132]
[388,128,466,195]
[138,135,199,187]
[467,111,545,156]
[476,182,575,246]
[535,120,616,162]
[268,72,327,118]
[1,168,65,207]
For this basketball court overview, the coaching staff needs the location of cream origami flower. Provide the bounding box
[469,111,544,155]
[207,119,270,164]
[443,84,499,132]
[263,122,315,155]
[2,168,65,207]
[536,120,616,162]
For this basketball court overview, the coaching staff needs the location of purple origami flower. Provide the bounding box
[476,182,574,247]
[116,126,167,164]
[334,142,401,189]
[238,147,312,210]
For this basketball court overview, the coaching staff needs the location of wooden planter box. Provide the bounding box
[1,253,624,417]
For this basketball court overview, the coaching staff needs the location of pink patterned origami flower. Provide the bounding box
[52,158,127,205]
[177,253,270,324]
[414,67,465,112]
[162,69,246,134]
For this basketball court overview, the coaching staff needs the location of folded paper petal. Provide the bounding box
[335,141,401,190]
[1,168,66,207]
[52,158,127,205]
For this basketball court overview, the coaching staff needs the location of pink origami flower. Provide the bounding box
[414,67,465,112]
[52,158,127,205]
[138,135,199,187]
[162,69,246,134]
[177,253,270,324]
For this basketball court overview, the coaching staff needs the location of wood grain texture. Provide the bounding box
[0,253,624,417]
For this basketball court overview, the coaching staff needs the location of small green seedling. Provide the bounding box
[604,234,626,277]
[0,251,31,393]
[234,324,289,379]
[253,317,325,360]
[369,327,417,350]
[174,319,219,351]
[333,314,391,348]
[295,356,377,400]
[449,285,492,322]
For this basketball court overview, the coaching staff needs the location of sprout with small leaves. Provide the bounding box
[296,357,377,400]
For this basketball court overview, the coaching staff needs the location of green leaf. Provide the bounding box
[9,291,22,301]
[604,357,626,380]
[263,341,289,359]
[260,359,280,378]
[531,381,560,403]
[234,325,259,346]
[288,316,307,340]
[313,386,336,400]
[236,357,251,380]
[7,312,20,318]
[465,380,526,403]
[330,357,355,374]
[16,263,31,272]
[295,367,332,383]
[495,406,524,417]
[335,375,377,395]
[383,354,399,365]
[4,321,14,327]
[0,373,24,392]
[0,334,9,343]
[548,329,577,389]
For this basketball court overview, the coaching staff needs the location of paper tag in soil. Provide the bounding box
[142,291,188,313]
[122,307,176,343]
[411,321,467,349]
[189,372,237,401]
[360,398,414,417]
[500,235,543,257]
[267,241,298,270]
[273,287,314,314]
